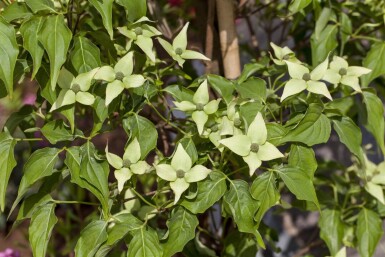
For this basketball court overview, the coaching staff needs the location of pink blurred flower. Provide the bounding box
[168,0,183,7]
[23,92,36,105]
[0,248,20,257]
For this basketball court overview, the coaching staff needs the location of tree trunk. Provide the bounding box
[216,0,241,79]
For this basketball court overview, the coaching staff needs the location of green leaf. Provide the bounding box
[319,209,344,256]
[15,193,53,222]
[289,0,312,14]
[223,180,262,242]
[315,8,333,39]
[65,146,110,216]
[89,0,114,39]
[0,132,17,212]
[181,171,227,214]
[288,144,317,177]
[236,78,266,101]
[75,220,108,257]
[105,212,142,246]
[71,36,101,73]
[1,2,32,22]
[311,25,337,66]
[266,123,287,146]
[237,63,265,84]
[39,14,72,90]
[41,120,75,144]
[25,0,56,13]
[20,16,45,78]
[332,117,365,167]
[239,101,264,125]
[223,231,258,257]
[162,207,198,257]
[356,208,383,257]
[339,12,352,49]
[362,90,385,155]
[250,172,279,224]
[283,104,331,146]
[115,0,147,22]
[163,84,194,102]
[207,75,235,104]
[362,42,385,86]
[178,137,198,164]
[12,148,60,211]
[276,166,319,208]
[123,114,158,158]
[127,226,163,257]
[80,143,110,216]
[29,203,58,257]
[0,21,19,98]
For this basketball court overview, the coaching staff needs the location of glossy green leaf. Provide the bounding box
[250,172,279,224]
[162,207,198,257]
[236,78,266,101]
[283,104,331,146]
[181,171,227,214]
[311,25,337,66]
[276,166,319,208]
[339,12,352,49]
[0,21,19,98]
[314,8,333,40]
[105,212,142,246]
[13,148,60,211]
[41,120,75,144]
[1,2,32,22]
[362,90,385,155]
[29,203,58,257]
[237,63,265,84]
[75,220,108,257]
[223,180,261,240]
[80,143,110,216]
[39,15,72,90]
[20,16,45,78]
[123,114,158,158]
[319,209,344,256]
[15,193,53,223]
[89,0,114,39]
[71,36,102,73]
[332,117,365,167]
[288,144,317,177]
[207,75,235,104]
[116,0,147,22]
[356,208,383,257]
[362,42,385,86]
[127,226,163,257]
[0,132,17,212]
[289,0,312,14]
[164,84,194,102]
[223,231,258,257]
[25,0,56,13]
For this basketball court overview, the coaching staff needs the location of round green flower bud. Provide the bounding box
[196,103,205,111]
[175,48,183,55]
[115,72,125,81]
[134,27,143,35]
[250,143,260,153]
[302,73,311,81]
[339,68,347,76]
[71,83,81,93]
[176,169,185,178]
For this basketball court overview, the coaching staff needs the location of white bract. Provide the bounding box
[94,51,146,106]
[322,56,371,92]
[219,100,243,136]
[364,158,385,204]
[118,17,162,62]
[282,57,332,101]
[174,80,220,135]
[270,43,300,65]
[50,68,98,111]
[155,144,211,204]
[106,138,150,193]
[158,22,210,66]
[219,112,284,176]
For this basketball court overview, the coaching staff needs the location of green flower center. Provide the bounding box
[233,118,242,127]
[250,143,260,153]
[196,103,205,111]
[339,68,347,76]
[123,159,131,168]
[115,72,125,81]
[134,27,143,35]
[176,169,185,178]
[175,48,183,55]
[71,83,81,93]
[302,73,311,81]
[282,54,290,60]
[210,124,219,132]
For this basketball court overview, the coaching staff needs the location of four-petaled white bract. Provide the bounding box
[155,144,211,204]
[219,112,284,176]
[270,43,300,65]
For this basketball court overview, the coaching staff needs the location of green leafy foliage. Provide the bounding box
[356,208,383,257]
[0,132,17,212]
[75,220,108,257]
[319,209,344,256]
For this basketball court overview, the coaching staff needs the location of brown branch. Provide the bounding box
[205,0,216,74]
